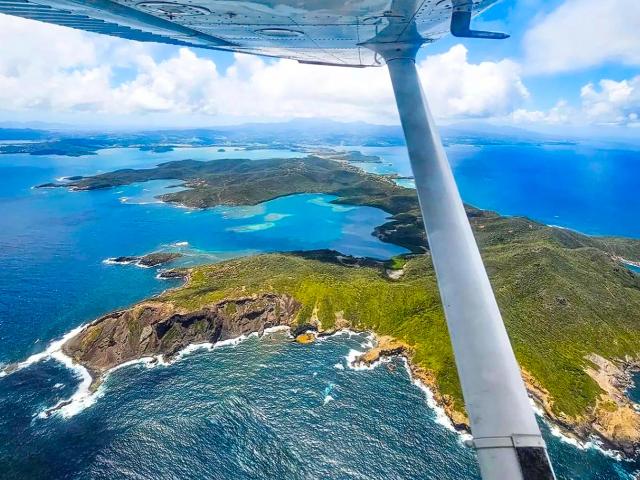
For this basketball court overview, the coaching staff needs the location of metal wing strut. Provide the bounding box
[370,41,556,480]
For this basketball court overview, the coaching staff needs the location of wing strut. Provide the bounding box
[379,44,556,480]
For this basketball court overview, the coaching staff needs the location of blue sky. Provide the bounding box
[0,0,638,133]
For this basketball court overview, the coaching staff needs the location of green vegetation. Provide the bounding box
[48,156,640,259]
[50,155,640,419]
[163,223,640,419]
[388,255,407,270]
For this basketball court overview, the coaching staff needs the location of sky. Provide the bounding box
[0,0,639,134]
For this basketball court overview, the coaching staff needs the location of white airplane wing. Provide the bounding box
[0,0,500,66]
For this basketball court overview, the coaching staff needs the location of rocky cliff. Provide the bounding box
[62,294,300,389]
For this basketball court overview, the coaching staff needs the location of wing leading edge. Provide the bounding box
[1,0,501,66]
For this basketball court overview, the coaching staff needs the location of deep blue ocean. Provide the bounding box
[0,140,639,479]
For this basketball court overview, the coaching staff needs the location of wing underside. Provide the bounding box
[1,0,499,66]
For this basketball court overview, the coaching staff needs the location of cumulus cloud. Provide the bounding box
[419,45,528,118]
[512,76,640,126]
[0,14,529,124]
[580,77,640,125]
[512,100,575,125]
[523,0,640,74]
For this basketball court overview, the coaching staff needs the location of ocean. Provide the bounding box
[0,140,639,479]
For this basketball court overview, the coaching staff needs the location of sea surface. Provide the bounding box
[1,141,639,479]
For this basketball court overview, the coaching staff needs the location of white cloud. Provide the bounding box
[419,45,529,118]
[512,76,640,126]
[0,15,529,124]
[512,100,575,125]
[580,77,640,125]
[523,0,640,74]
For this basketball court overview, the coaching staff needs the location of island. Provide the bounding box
[33,155,640,456]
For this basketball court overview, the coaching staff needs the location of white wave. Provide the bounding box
[108,355,169,374]
[399,358,470,441]
[334,363,345,370]
[6,324,86,376]
[175,343,214,359]
[39,350,99,419]
[102,257,155,269]
[102,258,135,265]
[5,321,292,420]
[340,334,470,443]
[33,331,267,420]
[528,398,624,460]
[0,323,101,420]
[345,348,390,371]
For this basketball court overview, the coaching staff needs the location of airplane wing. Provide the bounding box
[0,0,500,66]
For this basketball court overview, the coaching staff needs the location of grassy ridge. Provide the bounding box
[163,236,640,418]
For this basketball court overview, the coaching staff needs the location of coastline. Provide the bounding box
[2,295,638,463]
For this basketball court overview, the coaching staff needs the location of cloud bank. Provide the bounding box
[1,2,639,129]
[0,15,528,124]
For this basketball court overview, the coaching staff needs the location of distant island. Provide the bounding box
[32,154,640,456]
[0,122,578,157]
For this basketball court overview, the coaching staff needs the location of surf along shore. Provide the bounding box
[11,153,640,457]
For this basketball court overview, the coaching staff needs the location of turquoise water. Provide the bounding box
[1,143,640,479]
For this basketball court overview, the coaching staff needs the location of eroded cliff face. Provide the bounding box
[59,290,640,456]
[359,339,640,456]
[62,294,300,388]
[354,336,470,429]
[523,355,640,456]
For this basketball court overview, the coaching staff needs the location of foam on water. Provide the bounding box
[26,325,295,419]
[0,322,101,419]
[529,399,624,460]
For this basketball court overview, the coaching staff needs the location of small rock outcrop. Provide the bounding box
[107,252,183,267]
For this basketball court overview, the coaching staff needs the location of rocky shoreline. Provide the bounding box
[105,252,183,268]
[7,282,640,457]
[354,337,640,456]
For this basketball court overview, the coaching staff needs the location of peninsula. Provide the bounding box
[36,155,640,455]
